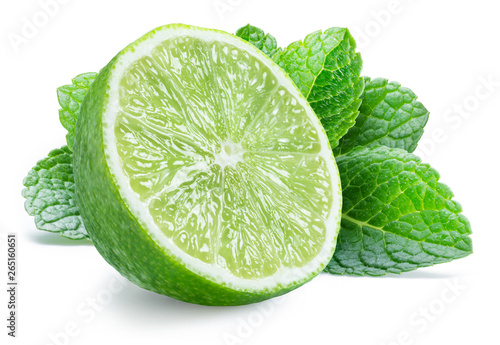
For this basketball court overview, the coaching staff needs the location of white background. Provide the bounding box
[1,0,499,344]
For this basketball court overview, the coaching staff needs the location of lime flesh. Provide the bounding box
[75,24,342,305]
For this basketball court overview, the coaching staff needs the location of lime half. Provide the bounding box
[75,24,342,305]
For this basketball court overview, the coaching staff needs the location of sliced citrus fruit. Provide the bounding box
[74,24,342,305]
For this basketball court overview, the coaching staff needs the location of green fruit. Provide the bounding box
[74,24,342,305]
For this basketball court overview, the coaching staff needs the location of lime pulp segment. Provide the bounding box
[105,27,341,287]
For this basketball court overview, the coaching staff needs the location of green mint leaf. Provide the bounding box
[22,146,89,240]
[334,77,430,156]
[58,72,98,151]
[235,24,279,58]
[274,27,364,149]
[325,145,472,276]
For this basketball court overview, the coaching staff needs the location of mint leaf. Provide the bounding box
[325,145,472,276]
[235,24,279,58]
[58,72,98,151]
[334,77,430,156]
[23,72,96,239]
[273,27,364,148]
[22,146,89,240]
